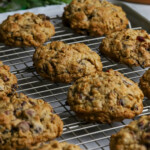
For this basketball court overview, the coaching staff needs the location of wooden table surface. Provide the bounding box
[123,0,150,4]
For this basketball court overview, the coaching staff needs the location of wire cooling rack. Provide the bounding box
[0,2,150,150]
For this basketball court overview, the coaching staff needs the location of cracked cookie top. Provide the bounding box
[0,12,55,47]
[63,0,128,36]
[100,29,150,68]
[139,68,150,99]
[0,61,17,97]
[20,141,82,150]
[33,41,103,83]
[110,115,150,150]
[0,93,63,150]
[67,69,144,123]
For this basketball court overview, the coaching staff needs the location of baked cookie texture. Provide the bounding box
[100,29,150,68]
[20,141,82,150]
[0,61,17,97]
[67,69,144,123]
[33,41,103,83]
[0,93,63,150]
[139,68,150,99]
[63,0,128,36]
[0,12,55,47]
[110,115,150,150]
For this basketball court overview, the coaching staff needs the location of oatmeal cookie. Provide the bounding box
[100,29,150,68]
[63,0,128,36]
[110,115,150,150]
[20,141,82,150]
[0,93,63,150]
[139,68,150,99]
[0,12,55,47]
[0,61,17,96]
[67,69,144,123]
[33,41,103,83]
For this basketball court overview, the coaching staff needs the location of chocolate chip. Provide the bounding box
[138,121,144,129]
[21,101,26,107]
[86,96,94,101]
[126,36,130,39]
[145,123,150,132]
[18,121,30,132]
[34,126,42,133]
[119,99,124,106]
[146,47,150,51]
[11,84,17,91]
[137,36,145,42]
[3,129,9,134]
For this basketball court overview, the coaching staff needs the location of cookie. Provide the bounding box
[100,29,150,68]
[0,61,17,96]
[139,68,150,99]
[67,69,144,123]
[33,41,103,83]
[19,141,82,150]
[0,93,63,149]
[0,12,55,47]
[110,115,150,150]
[63,0,128,36]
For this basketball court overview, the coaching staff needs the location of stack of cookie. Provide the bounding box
[0,0,149,149]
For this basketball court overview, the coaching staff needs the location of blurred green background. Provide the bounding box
[0,0,71,13]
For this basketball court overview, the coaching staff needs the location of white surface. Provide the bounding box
[121,1,150,21]
[0,0,149,22]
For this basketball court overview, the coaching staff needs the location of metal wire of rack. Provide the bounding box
[0,6,150,150]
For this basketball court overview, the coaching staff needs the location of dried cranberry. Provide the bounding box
[3,75,9,82]
[137,36,145,42]
[138,121,144,129]
[29,100,35,105]
[51,116,55,122]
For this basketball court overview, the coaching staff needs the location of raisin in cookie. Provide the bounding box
[100,29,150,68]
[67,69,144,123]
[0,12,55,47]
[0,93,63,150]
[110,115,150,150]
[0,61,17,96]
[20,141,82,150]
[139,68,150,99]
[33,41,103,83]
[63,0,128,36]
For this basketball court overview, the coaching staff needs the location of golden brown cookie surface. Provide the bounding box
[20,141,82,150]
[33,41,103,83]
[100,29,150,68]
[0,12,55,47]
[0,61,17,97]
[110,115,150,150]
[67,69,144,123]
[63,0,128,36]
[139,68,150,99]
[0,93,63,150]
